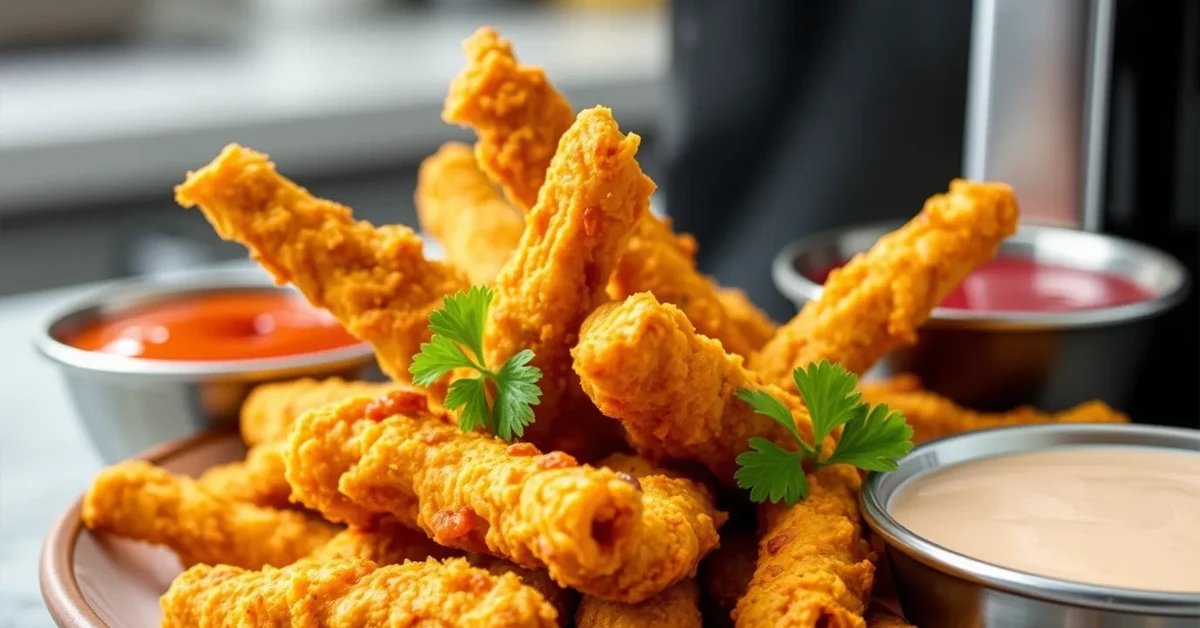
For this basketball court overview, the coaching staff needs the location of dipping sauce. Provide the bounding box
[810,257,1154,312]
[68,291,361,361]
[890,447,1200,593]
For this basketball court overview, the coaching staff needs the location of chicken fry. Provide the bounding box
[416,142,525,284]
[196,442,291,508]
[175,144,468,381]
[241,377,399,446]
[284,390,646,594]
[82,461,336,569]
[470,555,580,622]
[858,379,1129,444]
[483,106,653,447]
[752,179,1020,384]
[734,466,876,628]
[576,579,703,628]
[160,558,559,628]
[573,292,816,485]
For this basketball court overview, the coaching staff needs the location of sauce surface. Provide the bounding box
[890,447,1200,593]
[811,257,1153,312]
[69,291,362,361]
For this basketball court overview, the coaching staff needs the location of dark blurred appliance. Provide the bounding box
[666,0,1197,425]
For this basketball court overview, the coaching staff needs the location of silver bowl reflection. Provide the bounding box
[861,423,1200,627]
[35,267,379,462]
[772,224,1189,411]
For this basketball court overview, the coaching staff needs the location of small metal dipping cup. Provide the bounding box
[35,267,379,462]
[772,224,1189,411]
[861,423,1200,627]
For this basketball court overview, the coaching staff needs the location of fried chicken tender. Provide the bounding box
[416,142,525,284]
[734,466,876,628]
[310,516,459,565]
[716,287,778,352]
[484,106,653,448]
[858,377,1129,444]
[285,391,645,593]
[241,377,399,446]
[699,528,758,628]
[469,554,580,622]
[443,27,577,211]
[176,144,468,381]
[573,293,816,485]
[752,179,1020,384]
[160,558,559,628]
[196,442,291,508]
[866,606,917,628]
[576,580,703,628]
[82,461,335,569]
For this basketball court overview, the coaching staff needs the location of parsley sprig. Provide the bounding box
[734,360,913,505]
[409,286,542,442]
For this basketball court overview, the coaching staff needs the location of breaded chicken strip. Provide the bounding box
[82,461,335,569]
[699,528,758,628]
[241,377,399,446]
[160,558,558,628]
[734,466,876,628]
[285,390,645,593]
[752,179,1020,384]
[716,287,778,352]
[484,106,653,447]
[196,442,291,508]
[176,144,468,381]
[444,27,766,359]
[858,377,1129,444]
[573,293,816,485]
[583,453,726,602]
[416,142,525,284]
[469,555,580,622]
[443,27,576,211]
[576,580,703,628]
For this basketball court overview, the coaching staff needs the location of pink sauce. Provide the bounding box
[810,257,1154,313]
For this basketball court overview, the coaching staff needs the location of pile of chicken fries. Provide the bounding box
[80,27,1131,628]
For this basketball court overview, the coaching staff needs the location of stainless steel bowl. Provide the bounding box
[773,224,1190,411]
[861,423,1200,627]
[35,267,380,462]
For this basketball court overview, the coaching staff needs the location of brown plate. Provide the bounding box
[39,431,246,628]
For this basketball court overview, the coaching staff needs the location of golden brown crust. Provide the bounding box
[576,580,703,628]
[196,442,292,509]
[240,377,399,446]
[752,179,1020,384]
[175,144,468,381]
[160,558,559,628]
[470,554,580,622]
[82,460,336,569]
[309,516,459,565]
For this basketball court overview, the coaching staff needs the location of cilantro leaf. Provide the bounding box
[794,360,862,447]
[427,285,492,362]
[492,350,542,441]
[734,438,808,505]
[409,336,475,387]
[823,402,914,471]
[735,388,813,455]
[444,377,490,433]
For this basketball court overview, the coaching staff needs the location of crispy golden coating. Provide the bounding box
[858,378,1130,444]
[443,27,576,211]
[484,106,653,448]
[576,580,703,628]
[734,466,876,628]
[241,377,399,447]
[175,144,468,381]
[160,558,559,628]
[196,442,291,508]
[82,461,335,569]
[310,516,459,564]
[752,179,1020,384]
[285,391,645,594]
[699,528,758,628]
[470,555,580,622]
[716,287,778,352]
[573,293,815,485]
[866,606,916,628]
[416,142,525,284]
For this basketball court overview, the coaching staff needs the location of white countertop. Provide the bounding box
[0,7,668,213]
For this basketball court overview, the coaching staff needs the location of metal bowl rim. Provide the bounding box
[860,423,1200,616]
[773,223,1191,329]
[34,267,376,380]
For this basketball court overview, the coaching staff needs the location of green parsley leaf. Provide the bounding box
[735,388,814,456]
[794,360,862,446]
[408,287,543,443]
[734,438,808,504]
[823,402,915,471]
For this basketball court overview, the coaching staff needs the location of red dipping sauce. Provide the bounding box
[68,291,362,361]
[811,257,1154,313]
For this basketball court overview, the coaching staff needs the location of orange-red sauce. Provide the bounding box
[68,291,362,361]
